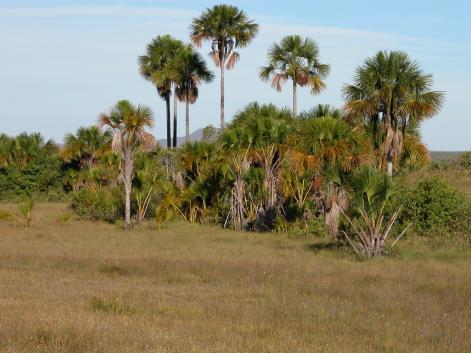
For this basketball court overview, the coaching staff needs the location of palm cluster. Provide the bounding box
[1,4,445,245]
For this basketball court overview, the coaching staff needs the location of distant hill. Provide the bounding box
[157,128,206,147]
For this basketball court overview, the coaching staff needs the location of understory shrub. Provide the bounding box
[71,188,123,222]
[401,177,471,235]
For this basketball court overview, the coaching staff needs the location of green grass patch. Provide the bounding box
[90,296,136,315]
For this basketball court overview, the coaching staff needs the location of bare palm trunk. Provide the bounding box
[185,97,190,143]
[123,148,134,230]
[173,87,177,148]
[384,111,394,177]
[220,58,225,130]
[386,153,393,177]
[292,80,297,117]
[165,92,171,148]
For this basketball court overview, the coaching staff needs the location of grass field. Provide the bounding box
[0,203,470,353]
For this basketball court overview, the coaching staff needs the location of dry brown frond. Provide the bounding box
[139,132,156,152]
[226,52,239,70]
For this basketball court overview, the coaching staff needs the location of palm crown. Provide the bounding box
[259,35,330,117]
[343,50,444,175]
[62,126,111,166]
[98,100,156,154]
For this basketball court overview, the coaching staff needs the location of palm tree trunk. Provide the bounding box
[165,92,171,148]
[386,153,393,177]
[220,57,225,130]
[173,86,177,148]
[185,98,190,143]
[292,80,297,117]
[123,148,133,230]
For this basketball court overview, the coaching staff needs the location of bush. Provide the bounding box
[0,152,64,199]
[401,177,470,234]
[71,187,123,222]
[458,152,471,169]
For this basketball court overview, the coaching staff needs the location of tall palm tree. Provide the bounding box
[62,126,112,167]
[98,100,156,230]
[169,45,214,143]
[343,50,444,176]
[259,35,330,117]
[190,4,259,129]
[139,35,184,148]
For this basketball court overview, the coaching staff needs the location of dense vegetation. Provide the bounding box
[1,4,469,255]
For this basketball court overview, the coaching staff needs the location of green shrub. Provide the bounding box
[0,152,64,199]
[71,187,123,222]
[401,177,470,234]
[458,152,471,169]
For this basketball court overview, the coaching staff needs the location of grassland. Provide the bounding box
[0,203,470,353]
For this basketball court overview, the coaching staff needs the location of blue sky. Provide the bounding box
[0,0,470,150]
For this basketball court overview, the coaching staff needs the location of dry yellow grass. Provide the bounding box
[0,203,470,353]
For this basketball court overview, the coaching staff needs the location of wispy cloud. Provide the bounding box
[0,5,197,18]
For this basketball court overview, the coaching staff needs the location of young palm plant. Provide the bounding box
[259,35,330,117]
[190,4,259,129]
[98,100,156,230]
[343,51,444,176]
[168,45,214,143]
[342,167,409,257]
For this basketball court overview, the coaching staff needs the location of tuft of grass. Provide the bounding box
[56,212,72,225]
[90,296,136,315]
[97,264,128,275]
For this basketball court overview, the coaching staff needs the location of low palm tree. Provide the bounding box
[62,126,112,167]
[294,116,372,236]
[343,50,444,176]
[98,100,156,230]
[259,35,330,117]
[169,45,214,143]
[190,4,259,129]
[139,35,184,148]
[6,133,56,169]
[343,166,408,257]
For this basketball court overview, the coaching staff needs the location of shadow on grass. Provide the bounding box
[304,241,342,253]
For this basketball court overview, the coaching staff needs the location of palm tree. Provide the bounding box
[98,100,156,230]
[190,4,259,129]
[62,126,112,167]
[6,133,57,169]
[259,35,330,117]
[343,50,444,176]
[139,35,184,148]
[294,116,372,236]
[343,166,407,257]
[169,45,214,143]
